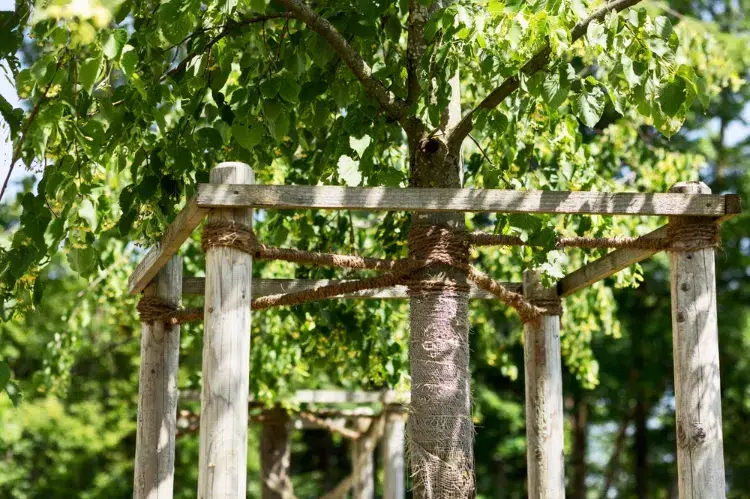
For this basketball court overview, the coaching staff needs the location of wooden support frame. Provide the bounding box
[196,184,737,217]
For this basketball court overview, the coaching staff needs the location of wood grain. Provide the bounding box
[557,225,668,297]
[668,182,725,497]
[382,413,406,499]
[523,271,565,499]
[196,184,733,216]
[181,277,521,299]
[197,163,254,499]
[128,198,207,294]
[133,256,182,499]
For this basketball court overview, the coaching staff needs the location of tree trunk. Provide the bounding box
[571,392,588,499]
[634,394,648,499]
[407,71,474,498]
[261,406,295,499]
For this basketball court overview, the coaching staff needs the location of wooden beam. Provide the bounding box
[196,184,735,217]
[557,226,668,297]
[182,277,522,299]
[292,390,410,405]
[128,197,207,295]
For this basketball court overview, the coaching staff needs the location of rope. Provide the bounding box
[138,220,720,325]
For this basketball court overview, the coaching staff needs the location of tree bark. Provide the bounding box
[261,406,295,499]
[407,70,474,498]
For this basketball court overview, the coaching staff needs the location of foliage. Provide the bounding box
[0,0,748,496]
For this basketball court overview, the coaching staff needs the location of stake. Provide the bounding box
[134,255,183,499]
[523,270,565,498]
[668,181,726,497]
[351,417,375,499]
[198,162,255,498]
[382,409,406,499]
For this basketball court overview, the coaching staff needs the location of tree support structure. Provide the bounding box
[129,165,740,498]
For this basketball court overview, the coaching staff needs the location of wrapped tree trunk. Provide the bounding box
[407,72,474,498]
[261,406,295,499]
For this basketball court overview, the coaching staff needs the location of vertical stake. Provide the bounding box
[134,255,183,499]
[351,417,375,499]
[198,162,254,498]
[523,270,565,498]
[382,407,406,499]
[668,181,725,497]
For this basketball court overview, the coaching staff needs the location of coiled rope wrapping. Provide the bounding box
[137,219,720,325]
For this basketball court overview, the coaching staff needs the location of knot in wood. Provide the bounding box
[202,220,261,255]
[667,222,720,251]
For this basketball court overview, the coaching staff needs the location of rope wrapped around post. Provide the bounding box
[136,219,721,326]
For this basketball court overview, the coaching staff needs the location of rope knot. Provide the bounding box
[406,225,471,294]
[202,220,262,255]
[137,296,180,325]
[526,298,563,317]
[667,222,720,251]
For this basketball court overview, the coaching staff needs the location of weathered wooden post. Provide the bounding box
[668,181,726,497]
[382,408,406,499]
[198,162,254,498]
[134,255,183,499]
[523,270,565,498]
[351,417,375,499]
[261,406,294,499]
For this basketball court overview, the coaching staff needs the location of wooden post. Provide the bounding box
[382,408,406,499]
[134,255,183,499]
[668,181,725,497]
[351,417,375,499]
[261,406,294,499]
[523,270,565,498]
[198,162,254,498]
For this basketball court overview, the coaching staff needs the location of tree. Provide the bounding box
[0,0,744,496]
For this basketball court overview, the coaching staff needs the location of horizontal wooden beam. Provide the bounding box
[180,389,410,405]
[128,198,208,295]
[557,226,668,297]
[196,184,739,217]
[182,277,522,299]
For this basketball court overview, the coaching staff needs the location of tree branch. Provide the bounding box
[163,13,292,80]
[274,0,407,120]
[406,0,428,106]
[0,57,65,204]
[448,0,644,149]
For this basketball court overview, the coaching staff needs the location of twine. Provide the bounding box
[137,220,721,324]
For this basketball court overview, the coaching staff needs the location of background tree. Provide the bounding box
[0,0,747,497]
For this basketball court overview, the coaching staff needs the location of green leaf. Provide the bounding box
[653,15,672,39]
[349,135,371,158]
[4,381,21,407]
[269,113,290,141]
[337,155,362,186]
[102,29,127,60]
[251,0,266,13]
[79,55,102,95]
[572,86,605,128]
[195,127,224,150]
[260,76,281,99]
[586,20,606,48]
[659,78,687,117]
[20,193,51,250]
[279,76,301,103]
[541,65,572,109]
[0,361,10,390]
[78,199,98,230]
[232,121,264,149]
[68,246,98,276]
[120,45,138,77]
